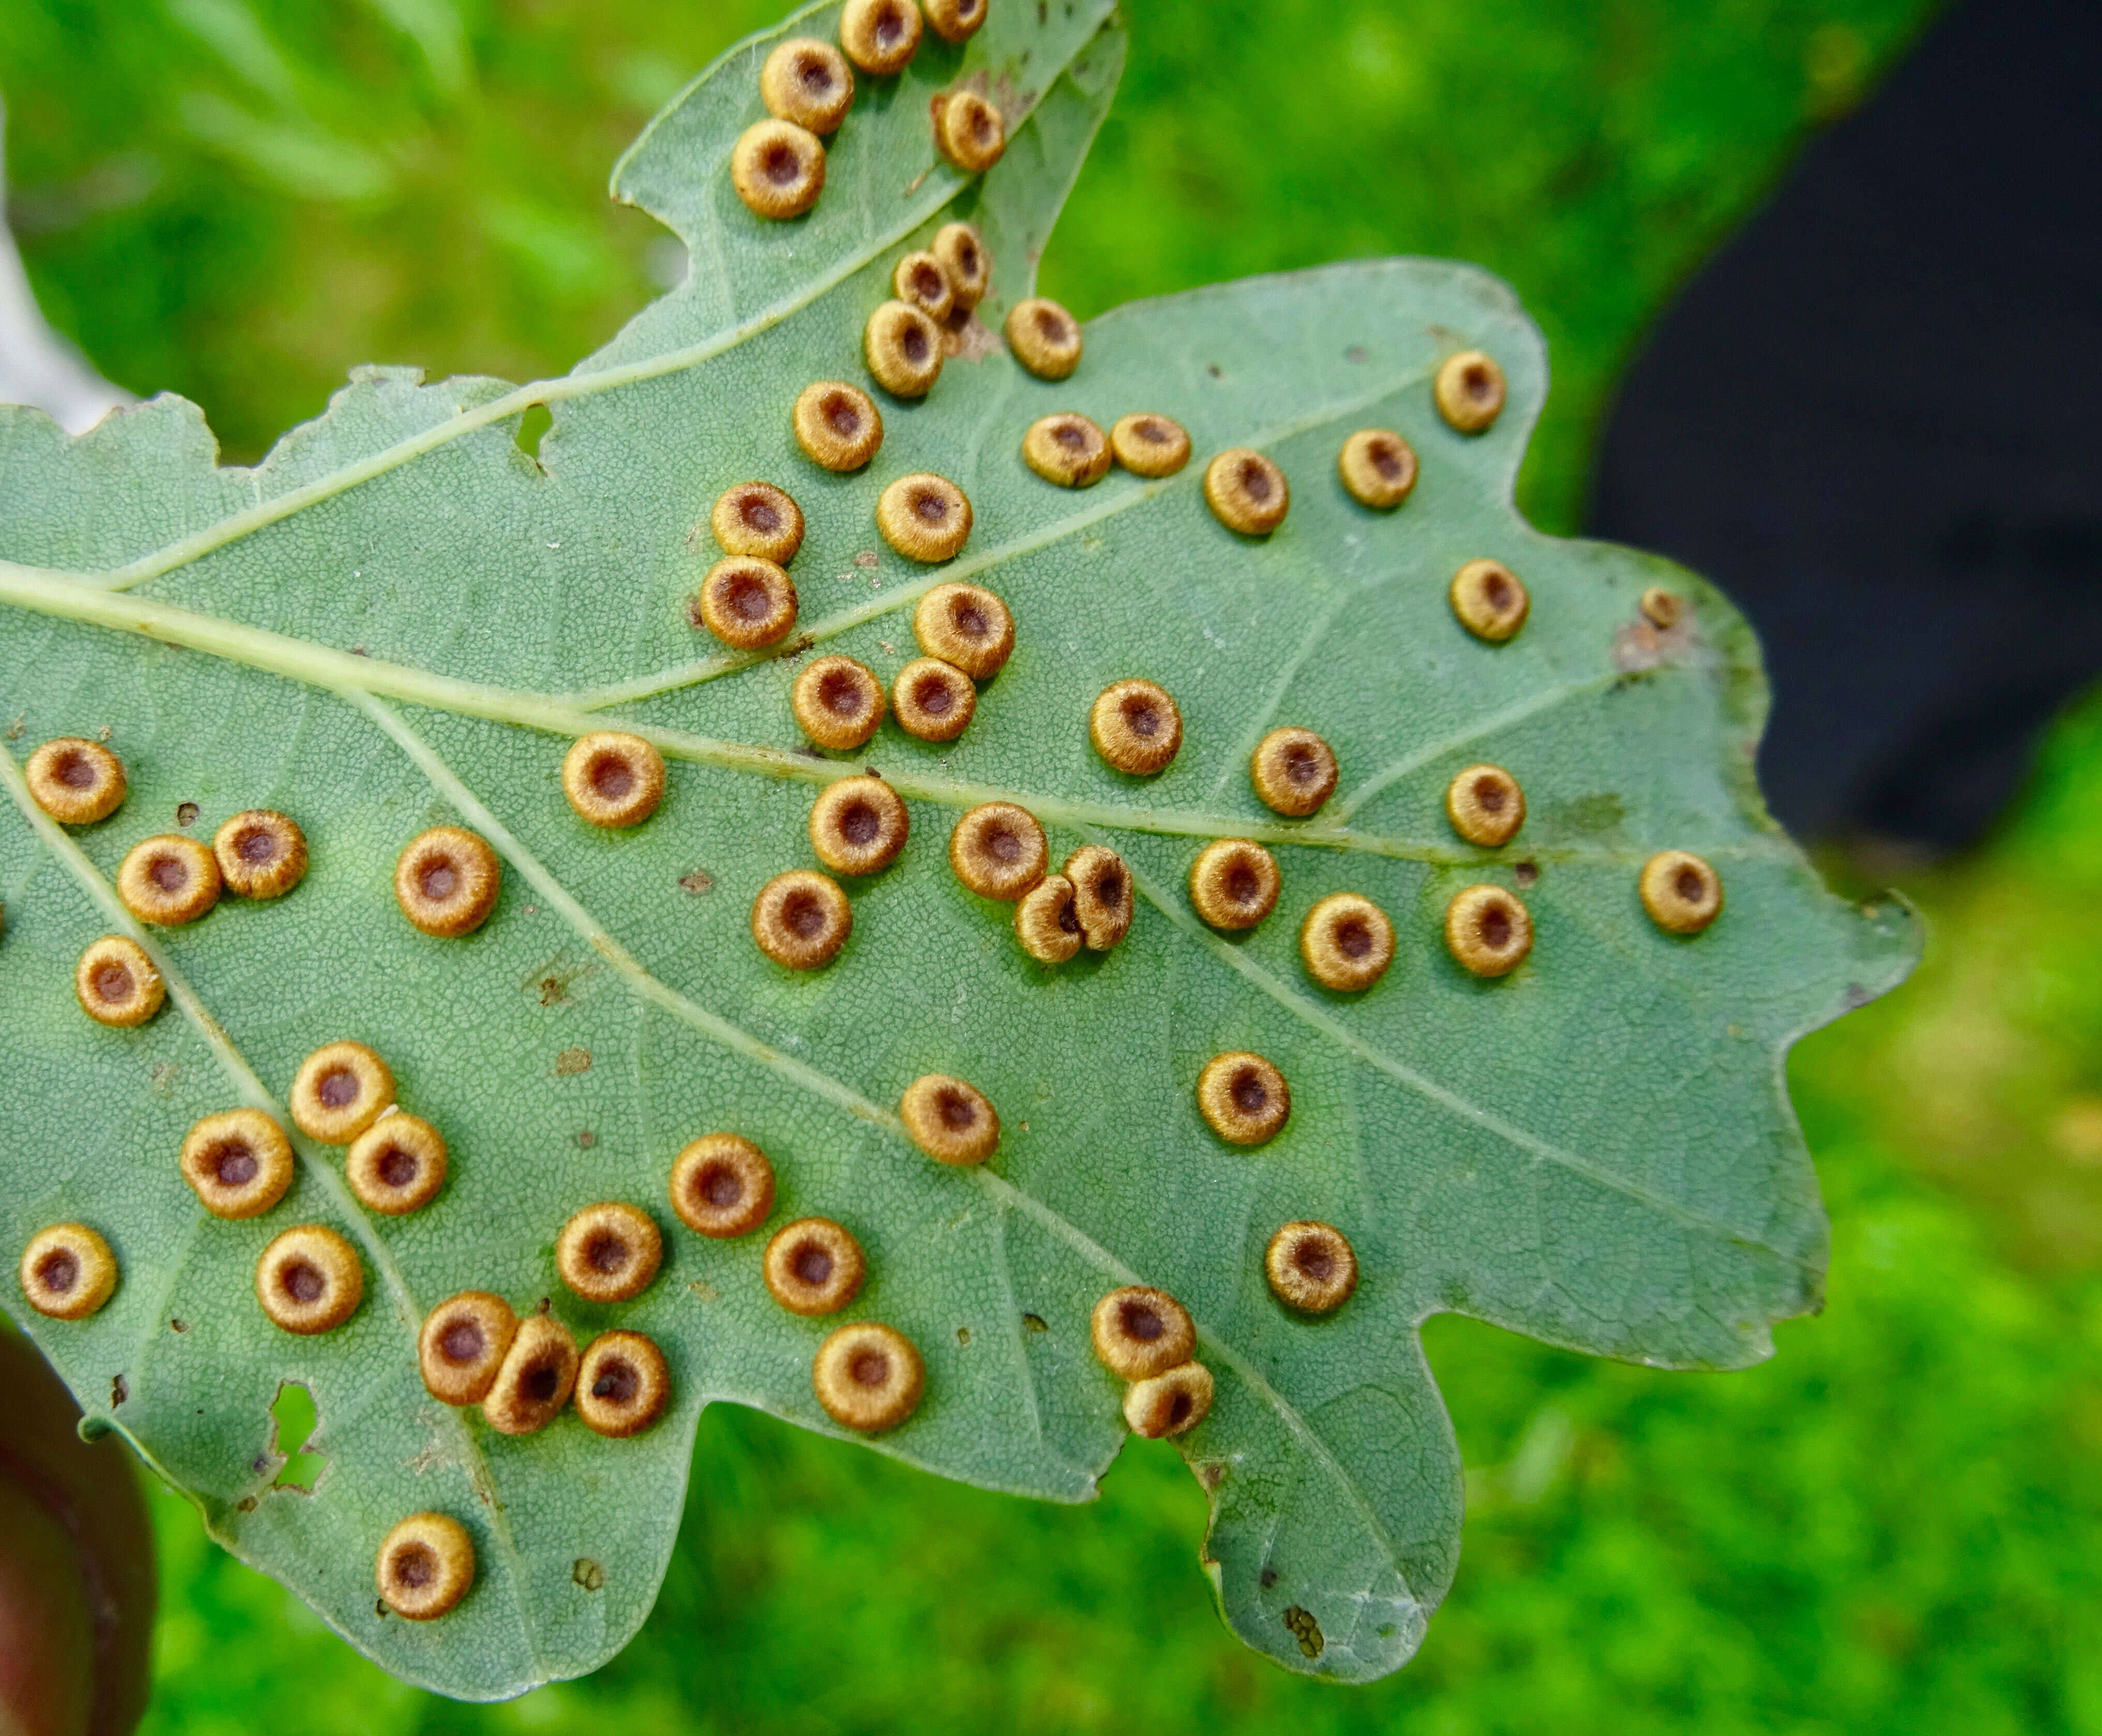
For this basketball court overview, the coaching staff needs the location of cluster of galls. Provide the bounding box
[732,0,1000,226]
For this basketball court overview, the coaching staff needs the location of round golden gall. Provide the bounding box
[792,655,886,751]
[839,0,922,73]
[1640,586,1682,629]
[255,1225,364,1335]
[813,1321,923,1432]
[793,380,884,471]
[1434,349,1507,433]
[482,1314,579,1437]
[1014,874,1081,963]
[810,776,910,876]
[290,1040,395,1144]
[213,810,307,899]
[1022,413,1111,488]
[730,118,826,220]
[949,802,1047,901]
[764,1217,867,1317]
[752,869,852,970]
[892,658,976,742]
[1188,839,1281,931]
[1265,1220,1359,1314]
[1338,428,1418,509]
[892,250,955,324]
[934,90,1005,172]
[557,1201,663,1305]
[418,1291,517,1406]
[1109,413,1190,478]
[1445,763,1525,848]
[1450,558,1530,642]
[180,1107,295,1220]
[670,1133,776,1239]
[931,223,990,312]
[576,1331,672,1438]
[1640,850,1724,935]
[914,582,1013,679]
[1197,1051,1290,1145]
[1203,447,1290,535]
[1124,1361,1213,1438]
[696,556,798,650]
[1090,1285,1194,1380]
[1005,297,1082,379]
[922,0,987,43]
[1444,884,1533,977]
[1063,846,1134,949]
[117,834,219,927]
[1300,892,1395,993]
[376,1513,476,1621]
[900,1073,998,1164]
[876,473,972,562]
[1250,726,1338,817]
[345,1112,447,1216]
[760,37,855,135]
[1090,679,1181,776]
[711,480,805,564]
[25,737,125,824]
[395,826,501,937]
[864,299,945,398]
[563,731,666,829]
[19,1223,117,1321]
[75,934,163,1028]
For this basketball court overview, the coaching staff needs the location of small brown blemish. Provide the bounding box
[555,1047,593,1076]
[1022,1312,1048,1332]
[1004,298,1082,379]
[813,1321,924,1432]
[679,868,715,896]
[175,801,200,828]
[572,1557,608,1592]
[730,118,825,220]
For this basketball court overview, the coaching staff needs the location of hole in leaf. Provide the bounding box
[269,1381,326,1494]
[516,403,552,460]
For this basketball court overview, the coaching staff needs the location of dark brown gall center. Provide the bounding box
[586,1233,631,1275]
[825,395,861,436]
[913,490,948,524]
[237,827,277,864]
[440,1321,484,1363]
[394,1545,436,1589]
[1677,867,1707,903]
[37,1250,78,1293]
[282,1261,326,1304]
[784,892,826,938]
[915,678,953,716]
[92,963,133,1002]
[55,751,95,789]
[1122,699,1158,738]
[820,671,865,716]
[1238,461,1271,501]
[149,855,187,892]
[938,1091,977,1132]
[700,1164,744,1208]
[761,143,800,185]
[592,1359,639,1404]
[1293,1238,1335,1280]
[318,1069,359,1109]
[523,1363,561,1404]
[377,1146,419,1188]
[1226,864,1260,905]
[1336,919,1372,959]
[1475,777,1505,811]
[792,1244,834,1286]
[216,1145,258,1187]
[849,1350,890,1387]
[1231,1069,1269,1114]
[902,326,928,363]
[841,802,880,845]
[1479,905,1512,949]
[421,860,459,901]
[590,754,635,799]
[1120,1301,1163,1341]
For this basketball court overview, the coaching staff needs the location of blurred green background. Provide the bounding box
[14,1,2102,1731]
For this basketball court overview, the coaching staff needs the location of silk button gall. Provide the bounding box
[376,1513,476,1621]
[1013,874,1081,963]
[1203,447,1290,536]
[74,934,164,1027]
[1124,1361,1214,1438]
[864,299,946,398]
[345,1112,447,1216]
[1188,839,1281,931]
[395,826,501,937]
[949,802,1047,900]
[556,1201,664,1304]
[752,869,853,969]
[290,1040,395,1144]
[1004,298,1082,379]
[1250,727,1339,817]
[914,583,1013,679]
[1444,884,1533,977]
[669,1133,776,1239]
[1197,1051,1290,1146]
[813,1321,924,1432]
[731,119,826,220]
[696,556,799,650]
[25,737,126,825]
[809,776,910,876]
[1640,850,1724,935]
[576,1331,672,1438]
[876,473,972,562]
[760,38,855,135]
[1022,413,1111,488]
[1090,679,1182,776]
[418,1291,518,1406]
[1450,558,1530,642]
[839,0,922,73]
[711,480,805,564]
[900,1073,998,1165]
[181,1107,296,1220]
[931,223,991,313]
[1090,1285,1195,1380]
[19,1223,117,1321]
[1265,1220,1359,1314]
[1435,349,1507,433]
[482,1314,579,1437]
[922,0,987,43]
[1640,586,1682,629]
[563,732,667,829]
[934,90,1005,172]
[892,249,956,324]
[1300,892,1395,993]
[1108,413,1192,478]
[891,658,976,742]
[1337,428,1418,509]
[212,810,307,899]
[764,1217,867,1317]
[1062,846,1134,949]
[792,381,884,472]
[792,655,886,751]
[1445,763,1525,848]
[255,1225,364,1335]
[117,835,220,927]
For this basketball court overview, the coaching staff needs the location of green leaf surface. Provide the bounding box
[0,0,1916,1700]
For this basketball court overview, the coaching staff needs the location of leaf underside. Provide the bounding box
[0,0,1917,1700]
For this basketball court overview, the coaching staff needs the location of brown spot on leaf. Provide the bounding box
[554,1047,592,1077]
[1283,1605,1324,1658]
[679,869,715,895]
[573,1558,606,1592]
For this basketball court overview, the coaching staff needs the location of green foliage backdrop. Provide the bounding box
[20,2,2102,1733]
